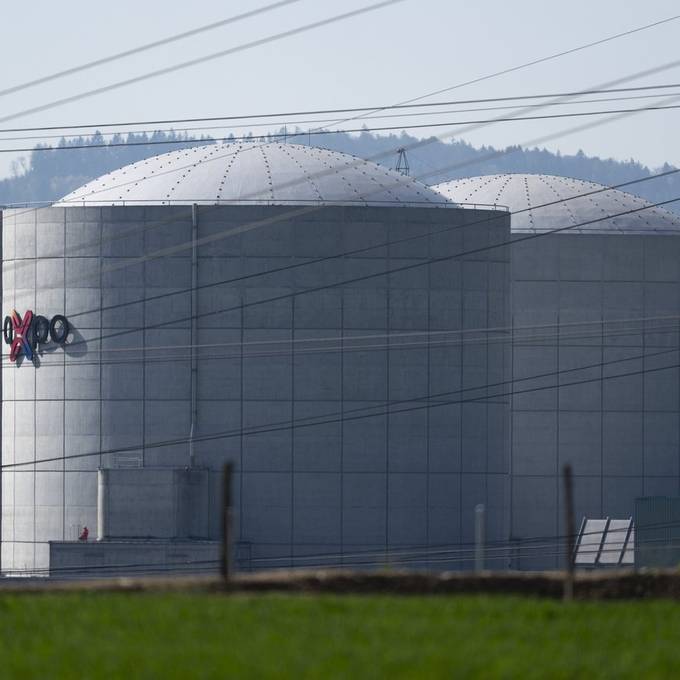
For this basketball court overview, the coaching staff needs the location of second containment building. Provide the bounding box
[2,143,511,574]
[435,173,680,568]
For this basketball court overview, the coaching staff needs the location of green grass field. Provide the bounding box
[0,593,677,678]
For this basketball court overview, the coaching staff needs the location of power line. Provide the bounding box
[0,0,407,126]
[0,520,657,556]
[9,0,664,263]
[4,168,677,360]
[328,13,680,127]
[5,32,677,218]
[351,65,680,180]
[4,55,673,291]
[14,535,680,575]
[45,58,680,215]
[2,82,679,136]
[1,558,223,578]
[51,194,680,354]
[3,89,677,146]
[0,0,305,99]
[284,529,679,570]
[3,49,675,340]
[1,17,676,239]
[2,15,676,572]
[5,101,680,155]
[5,518,679,574]
[4,314,676,369]
[4,315,680,366]
[0,10,670,136]
[5,505,678,574]
[22,162,680,314]
[2,171,678,406]
[4,339,679,471]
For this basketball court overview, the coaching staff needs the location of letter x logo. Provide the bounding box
[9,309,33,362]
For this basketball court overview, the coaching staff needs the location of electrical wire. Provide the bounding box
[5,529,680,576]
[3,183,677,372]
[3,15,680,576]
[3,314,677,369]
[5,23,680,281]
[2,82,680,135]
[48,194,680,354]
[5,162,677,350]
[6,58,680,306]
[6,487,675,576]
[29,62,680,280]
[1,88,674,144]
[9,53,678,212]
[0,0,407,126]
[4,337,680,471]
[6,101,680,155]
[0,0,306,100]
[5,509,679,570]
[326,13,680,127]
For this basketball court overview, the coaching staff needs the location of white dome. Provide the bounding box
[432,173,680,234]
[56,142,452,208]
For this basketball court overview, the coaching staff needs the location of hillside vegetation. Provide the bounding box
[1,129,679,211]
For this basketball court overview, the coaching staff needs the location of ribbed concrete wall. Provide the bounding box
[511,233,680,568]
[2,204,511,573]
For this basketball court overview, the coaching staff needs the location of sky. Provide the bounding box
[0,0,679,179]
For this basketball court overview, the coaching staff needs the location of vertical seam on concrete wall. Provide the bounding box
[62,208,66,543]
[32,208,36,569]
[190,204,198,468]
[557,309,562,562]
[600,241,606,516]
[509,308,515,564]
[642,239,646,493]
[508,228,515,566]
[485,246,490,546]
[98,208,104,477]
[458,245,464,550]
[340,292,345,564]
[11,212,16,567]
[425,225,431,567]
[141,210,147,468]
[239,297,244,562]
[385,245,391,557]
[290,295,295,568]
[600,312,604,518]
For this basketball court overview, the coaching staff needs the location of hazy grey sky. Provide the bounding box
[1,0,679,178]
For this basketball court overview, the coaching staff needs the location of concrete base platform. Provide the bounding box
[49,540,220,578]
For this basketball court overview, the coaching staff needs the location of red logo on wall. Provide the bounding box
[3,310,69,363]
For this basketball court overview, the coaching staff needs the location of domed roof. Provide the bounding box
[432,174,680,234]
[56,141,452,208]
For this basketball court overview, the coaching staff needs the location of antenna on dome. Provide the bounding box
[395,147,410,176]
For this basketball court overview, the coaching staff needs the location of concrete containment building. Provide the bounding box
[1,142,511,574]
[434,174,680,568]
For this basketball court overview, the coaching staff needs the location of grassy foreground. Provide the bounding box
[0,593,678,678]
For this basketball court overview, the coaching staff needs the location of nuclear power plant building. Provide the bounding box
[1,143,512,575]
[434,174,680,569]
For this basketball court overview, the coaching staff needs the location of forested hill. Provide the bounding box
[1,129,678,211]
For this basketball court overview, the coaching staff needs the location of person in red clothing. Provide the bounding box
[78,526,89,542]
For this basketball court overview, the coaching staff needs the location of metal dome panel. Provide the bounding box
[56,142,453,208]
[432,174,680,234]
